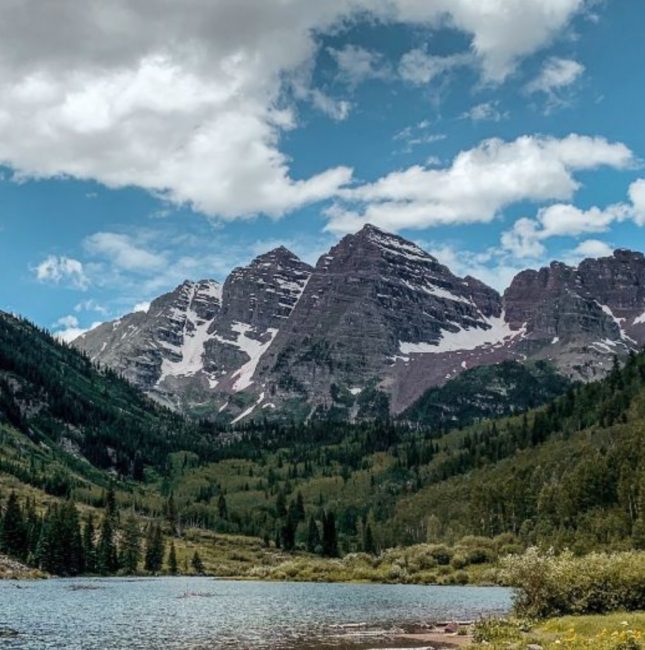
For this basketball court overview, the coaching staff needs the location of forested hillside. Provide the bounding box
[0,312,222,484]
[2,308,645,579]
[403,360,572,429]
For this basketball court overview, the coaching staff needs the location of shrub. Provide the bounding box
[501,548,645,618]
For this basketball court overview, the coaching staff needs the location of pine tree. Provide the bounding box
[83,515,97,574]
[218,493,228,520]
[144,524,164,574]
[191,550,204,574]
[362,522,376,555]
[97,515,118,575]
[281,517,296,551]
[120,513,141,574]
[105,484,118,523]
[322,511,339,557]
[275,492,287,517]
[167,541,178,575]
[165,494,178,536]
[1,492,27,559]
[306,516,321,553]
[295,492,305,522]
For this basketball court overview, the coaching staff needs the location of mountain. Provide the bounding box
[77,248,312,417]
[74,225,645,423]
[3,301,645,570]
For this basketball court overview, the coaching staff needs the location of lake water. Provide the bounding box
[0,578,512,649]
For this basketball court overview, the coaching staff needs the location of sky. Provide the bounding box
[1,0,645,341]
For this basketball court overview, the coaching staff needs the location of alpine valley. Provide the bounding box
[75,224,645,424]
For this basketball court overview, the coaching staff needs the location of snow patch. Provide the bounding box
[399,313,525,355]
[225,323,278,392]
[231,392,265,424]
[634,310,645,325]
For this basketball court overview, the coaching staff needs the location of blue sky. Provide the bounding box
[0,1,644,340]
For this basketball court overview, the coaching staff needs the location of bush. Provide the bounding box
[501,548,645,618]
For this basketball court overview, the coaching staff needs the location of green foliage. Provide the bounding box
[404,360,572,428]
[502,548,645,618]
[120,514,141,574]
[144,523,164,573]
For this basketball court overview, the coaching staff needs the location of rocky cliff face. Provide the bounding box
[257,225,513,415]
[76,249,312,414]
[74,227,645,422]
[502,251,645,380]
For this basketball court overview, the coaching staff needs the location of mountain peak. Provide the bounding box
[248,245,309,269]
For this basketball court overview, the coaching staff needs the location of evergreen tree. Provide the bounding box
[1,492,27,559]
[165,493,178,536]
[281,516,296,551]
[191,550,204,574]
[275,492,287,518]
[322,511,339,557]
[120,513,141,574]
[295,492,305,521]
[97,515,118,575]
[105,484,118,523]
[362,522,376,555]
[306,516,321,553]
[167,541,178,575]
[218,493,228,520]
[83,514,97,574]
[144,523,164,573]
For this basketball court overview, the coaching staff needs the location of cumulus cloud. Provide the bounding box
[502,178,645,258]
[526,57,585,95]
[33,255,89,289]
[133,301,151,314]
[501,204,628,258]
[325,134,634,234]
[571,239,614,258]
[52,315,102,343]
[0,1,586,219]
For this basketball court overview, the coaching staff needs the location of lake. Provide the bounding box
[0,578,512,649]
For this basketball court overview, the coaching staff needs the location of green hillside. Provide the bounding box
[403,359,572,430]
[2,309,645,582]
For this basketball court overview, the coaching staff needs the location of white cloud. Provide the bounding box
[571,239,613,258]
[526,57,585,94]
[133,301,151,314]
[502,204,629,258]
[0,1,586,219]
[308,89,352,121]
[328,45,389,85]
[502,178,645,258]
[84,232,166,272]
[52,316,102,343]
[325,134,634,234]
[399,49,471,85]
[33,255,89,290]
[54,314,79,329]
[629,179,645,225]
[461,100,508,122]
